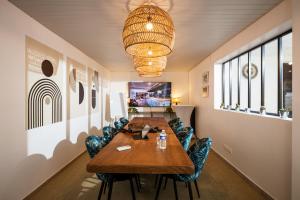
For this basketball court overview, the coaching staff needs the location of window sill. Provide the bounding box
[215,108,292,121]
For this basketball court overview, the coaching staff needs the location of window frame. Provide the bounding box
[221,29,292,118]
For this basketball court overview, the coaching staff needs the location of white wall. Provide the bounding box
[189,1,292,200]
[0,1,110,199]
[292,0,300,199]
[110,71,189,118]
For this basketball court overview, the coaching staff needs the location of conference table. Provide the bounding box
[87,117,194,175]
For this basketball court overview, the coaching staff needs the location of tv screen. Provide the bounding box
[128,82,172,107]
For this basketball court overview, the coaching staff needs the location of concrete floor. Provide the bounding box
[26,151,269,200]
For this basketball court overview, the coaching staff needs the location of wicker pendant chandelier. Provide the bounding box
[122,4,175,58]
[133,56,167,74]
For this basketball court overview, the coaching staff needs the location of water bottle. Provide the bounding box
[159,130,167,149]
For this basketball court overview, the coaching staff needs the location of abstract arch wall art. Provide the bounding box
[79,81,84,104]
[92,89,96,109]
[88,68,102,133]
[67,57,87,119]
[86,69,101,112]
[41,60,54,77]
[28,79,62,129]
[91,70,99,110]
[26,37,63,130]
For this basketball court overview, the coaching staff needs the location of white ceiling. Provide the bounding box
[9,0,283,72]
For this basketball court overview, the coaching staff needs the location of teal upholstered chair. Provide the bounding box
[177,127,194,151]
[113,117,129,131]
[155,138,212,200]
[171,121,184,134]
[160,127,194,190]
[114,118,142,192]
[168,118,181,126]
[102,126,118,142]
[85,135,137,200]
[119,117,129,126]
[114,120,124,131]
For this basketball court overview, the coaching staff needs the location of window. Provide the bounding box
[250,47,261,112]
[223,62,230,107]
[239,53,248,110]
[231,58,238,108]
[220,30,292,118]
[264,40,278,114]
[281,33,292,118]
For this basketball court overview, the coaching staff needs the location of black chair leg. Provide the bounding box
[163,177,168,190]
[107,180,113,200]
[194,180,200,198]
[135,175,141,192]
[154,175,159,188]
[187,182,194,200]
[129,178,136,200]
[103,182,107,194]
[173,178,178,200]
[98,181,105,200]
[137,175,142,190]
[154,175,163,200]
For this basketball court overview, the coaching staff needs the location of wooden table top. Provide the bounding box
[87,117,194,174]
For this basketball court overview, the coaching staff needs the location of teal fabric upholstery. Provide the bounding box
[171,121,184,133]
[176,127,194,151]
[85,135,137,200]
[119,117,129,126]
[85,135,104,158]
[85,135,111,181]
[168,118,181,126]
[154,138,212,200]
[114,120,124,131]
[102,126,118,142]
[174,137,212,182]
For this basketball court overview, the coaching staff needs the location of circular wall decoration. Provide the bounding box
[41,60,54,77]
[79,82,84,105]
[44,96,51,105]
[242,63,258,79]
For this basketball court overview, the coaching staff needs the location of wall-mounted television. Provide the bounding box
[128,82,172,107]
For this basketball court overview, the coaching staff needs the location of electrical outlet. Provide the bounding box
[223,144,233,154]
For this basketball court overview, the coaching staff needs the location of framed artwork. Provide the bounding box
[202,86,209,98]
[67,57,88,119]
[26,37,63,130]
[202,71,209,98]
[202,71,209,85]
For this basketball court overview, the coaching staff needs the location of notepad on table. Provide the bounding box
[116,145,131,151]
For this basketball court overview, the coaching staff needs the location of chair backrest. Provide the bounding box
[102,126,118,142]
[114,120,124,130]
[189,137,212,179]
[119,117,129,125]
[176,137,212,182]
[176,127,194,151]
[171,121,184,133]
[85,135,105,158]
[168,117,181,126]
[85,135,112,182]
